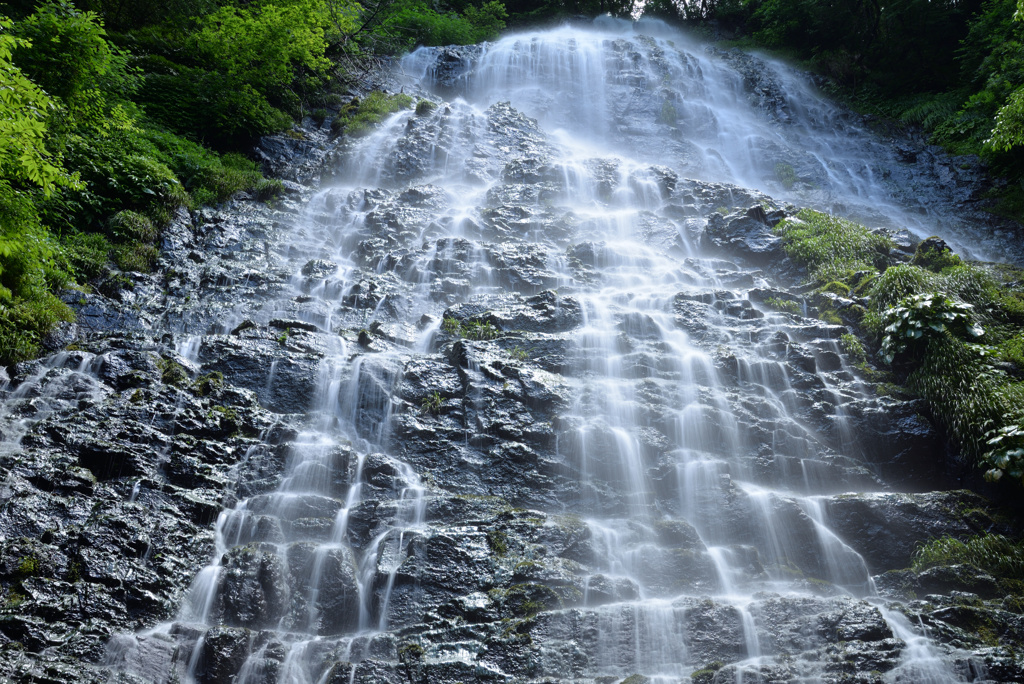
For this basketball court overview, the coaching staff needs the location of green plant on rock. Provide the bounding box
[463,320,499,341]
[912,237,962,272]
[764,297,800,314]
[334,92,414,137]
[16,555,39,577]
[839,332,867,363]
[157,357,190,387]
[420,390,443,415]
[441,316,462,336]
[880,292,984,364]
[912,534,1024,578]
[774,162,797,189]
[507,345,528,361]
[982,419,1024,482]
[441,316,500,340]
[774,209,893,283]
[487,529,509,556]
[867,264,936,312]
[415,99,437,116]
[194,371,224,397]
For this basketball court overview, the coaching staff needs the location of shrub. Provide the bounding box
[112,242,159,273]
[867,263,936,312]
[879,292,983,364]
[108,210,157,243]
[912,534,1024,578]
[774,209,893,283]
[62,232,112,281]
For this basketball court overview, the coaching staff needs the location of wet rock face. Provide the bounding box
[4,31,1024,684]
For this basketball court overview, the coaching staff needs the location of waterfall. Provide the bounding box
[6,18,1011,684]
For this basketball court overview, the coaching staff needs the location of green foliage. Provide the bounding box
[11,2,136,111]
[880,293,984,364]
[61,232,111,281]
[774,162,797,189]
[334,91,414,137]
[112,241,159,273]
[912,534,1024,578]
[912,238,962,272]
[384,0,507,48]
[774,209,893,283]
[108,210,157,243]
[157,357,190,387]
[440,316,501,340]
[764,297,800,314]
[839,333,867,363]
[420,390,444,414]
[0,17,75,195]
[867,264,936,312]
[982,419,1024,481]
[907,335,1014,460]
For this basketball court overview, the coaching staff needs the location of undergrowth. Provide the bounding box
[777,208,1024,483]
[913,534,1024,578]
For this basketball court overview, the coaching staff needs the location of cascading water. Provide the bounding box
[10,17,1013,684]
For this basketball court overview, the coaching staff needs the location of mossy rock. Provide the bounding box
[912,236,962,272]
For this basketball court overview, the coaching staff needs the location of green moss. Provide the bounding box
[487,529,509,556]
[157,357,189,388]
[16,556,38,577]
[4,590,26,609]
[397,643,424,661]
[818,280,852,296]
[621,676,651,684]
[335,92,414,137]
[690,661,725,684]
[774,209,893,283]
[194,371,224,397]
[817,308,842,325]
[504,582,562,617]
[415,99,437,116]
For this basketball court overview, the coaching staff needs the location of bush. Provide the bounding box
[108,210,157,243]
[912,534,1024,578]
[61,232,111,281]
[112,242,159,273]
[867,264,936,312]
[774,209,893,283]
[879,292,983,364]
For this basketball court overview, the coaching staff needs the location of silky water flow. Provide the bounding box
[3,18,1005,684]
